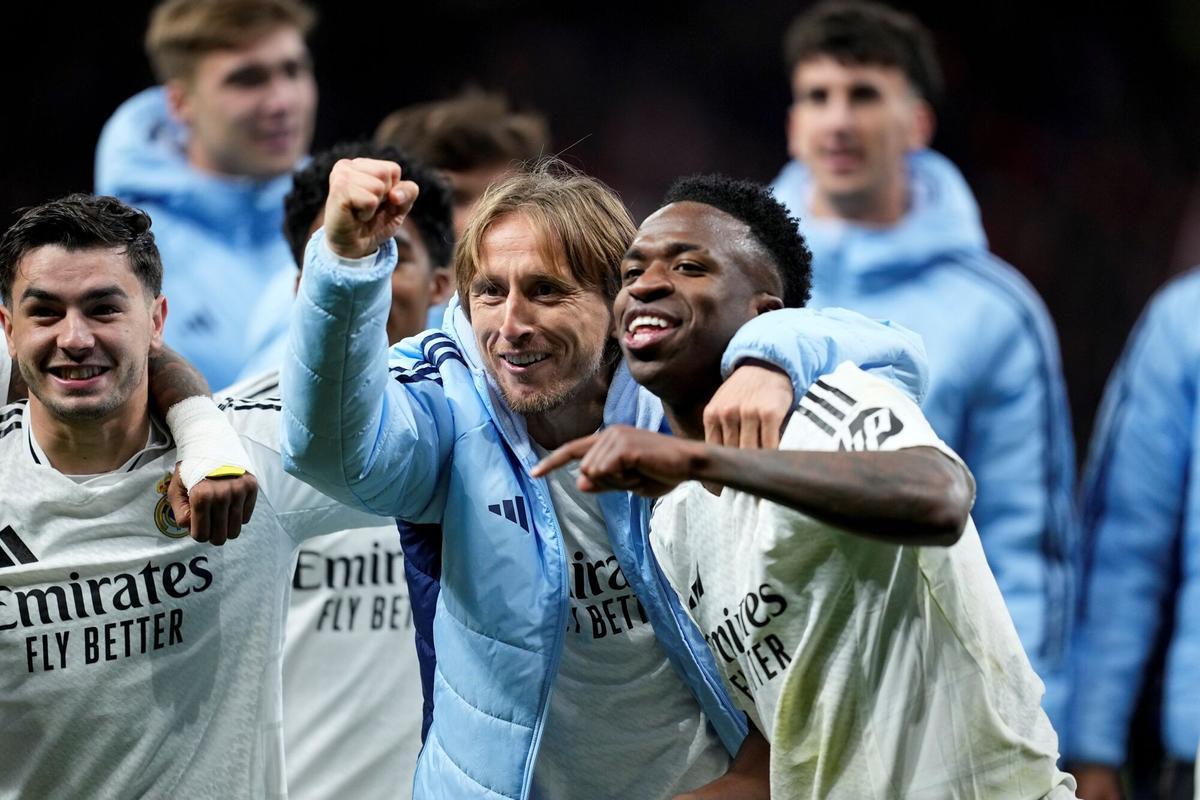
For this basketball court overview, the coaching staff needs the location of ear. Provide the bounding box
[0,304,14,354]
[754,293,785,315]
[164,79,193,126]
[907,99,935,151]
[149,295,168,350]
[428,268,454,306]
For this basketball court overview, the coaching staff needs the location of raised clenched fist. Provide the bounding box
[324,157,420,260]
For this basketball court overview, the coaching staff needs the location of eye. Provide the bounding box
[225,66,271,88]
[800,87,828,105]
[91,304,121,317]
[621,266,644,284]
[849,84,882,103]
[675,260,706,275]
[532,282,563,298]
[471,281,504,301]
[26,305,60,319]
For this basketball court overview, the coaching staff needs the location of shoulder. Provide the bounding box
[0,401,28,445]
[790,363,934,452]
[929,251,1055,331]
[216,395,284,449]
[1140,267,1200,342]
[218,369,281,401]
[388,329,469,389]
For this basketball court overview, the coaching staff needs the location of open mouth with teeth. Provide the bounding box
[624,313,680,351]
[498,352,550,372]
[47,365,110,385]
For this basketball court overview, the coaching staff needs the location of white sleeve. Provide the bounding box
[221,398,391,543]
[786,361,974,494]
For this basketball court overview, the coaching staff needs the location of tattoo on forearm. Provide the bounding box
[148,347,211,412]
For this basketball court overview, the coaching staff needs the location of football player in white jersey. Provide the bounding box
[223,140,453,800]
[537,175,1077,799]
[0,193,378,797]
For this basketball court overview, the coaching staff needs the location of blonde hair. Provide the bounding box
[145,0,316,82]
[454,159,636,317]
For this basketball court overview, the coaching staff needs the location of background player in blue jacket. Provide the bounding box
[95,0,318,389]
[1066,269,1200,800]
[771,0,1077,730]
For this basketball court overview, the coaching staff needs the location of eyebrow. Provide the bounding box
[623,241,703,261]
[21,285,129,303]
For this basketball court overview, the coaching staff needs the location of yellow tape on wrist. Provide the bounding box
[206,465,247,479]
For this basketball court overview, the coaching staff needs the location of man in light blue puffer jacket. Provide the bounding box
[281,157,929,799]
[771,0,1077,731]
[95,0,318,389]
[1066,269,1200,800]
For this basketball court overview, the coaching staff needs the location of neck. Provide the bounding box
[525,363,616,451]
[29,394,152,475]
[656,369,721,442]
[662,401,706,442]
[810,168,909,227]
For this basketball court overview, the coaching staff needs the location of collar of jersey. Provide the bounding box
[27,413,173,481]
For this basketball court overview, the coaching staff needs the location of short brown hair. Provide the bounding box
[145,0,316,82]
[375,90,549,173]
[454,159,635,318]
[784,0,943,105]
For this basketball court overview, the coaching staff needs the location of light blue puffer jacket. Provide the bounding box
[280,232,929,799]
[1066,268,1200,765]
[773,149,1078,731]
[95,87,297,389]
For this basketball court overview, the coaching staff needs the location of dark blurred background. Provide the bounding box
[4,0,1199,450]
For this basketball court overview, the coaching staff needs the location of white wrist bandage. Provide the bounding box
[165,396,253,490]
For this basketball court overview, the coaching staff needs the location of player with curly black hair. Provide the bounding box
[537,175,1076,799]
[662,174,813,310]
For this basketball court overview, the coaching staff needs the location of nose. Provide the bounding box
[57,310,95,355]
[627,262,673,302]
[822,92,855,131]
[262,71,301,116]
[498,292,536,342]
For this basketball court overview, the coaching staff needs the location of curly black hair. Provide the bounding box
[284,140,454,270]
[661,175,812,308]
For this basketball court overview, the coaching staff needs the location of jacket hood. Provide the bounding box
[94,87,293,241]
[772,149,989,289]
[446,294,661,471]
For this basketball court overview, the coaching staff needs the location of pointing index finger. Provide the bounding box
[531,434,600,477]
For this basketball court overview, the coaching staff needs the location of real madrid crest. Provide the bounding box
[154,473,189,538]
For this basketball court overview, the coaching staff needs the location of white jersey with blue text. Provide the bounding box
[651,362,1076,800]
[0,397,378,799]
[221,370,423,800]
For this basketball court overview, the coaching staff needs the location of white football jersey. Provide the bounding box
[222,371,423,800]
[0,397,378,798]
[651,362,1076,800]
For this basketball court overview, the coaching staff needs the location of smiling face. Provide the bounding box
[169,25,317,178]
[787,56,932,224]
[0,245,165,424]
[617,202,783,405]
[467,213,613,415]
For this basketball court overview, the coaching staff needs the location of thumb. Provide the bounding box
[168,466,192,528]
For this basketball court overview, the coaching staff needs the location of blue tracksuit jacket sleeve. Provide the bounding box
[721,306,930,403]
[958,292,1077,729]
[280,231,454,522]
[1065,287,1196,765]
